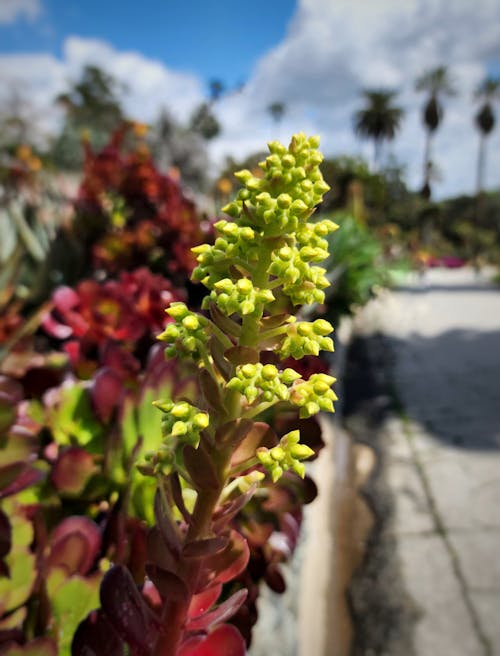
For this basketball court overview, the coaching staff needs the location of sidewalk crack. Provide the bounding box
[400,414,493,656]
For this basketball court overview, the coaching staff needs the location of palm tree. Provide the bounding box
[474,77,500,194]
[353,89,403,170]
[208,79,225,103]
[267,101,286,125]
[415,66,455,198]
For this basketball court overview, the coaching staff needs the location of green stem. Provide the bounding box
[239,243,273,348]
[243,400,277,420]
[206,319,234,350]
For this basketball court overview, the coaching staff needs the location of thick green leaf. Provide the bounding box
[47,385,103,449]
[48,571,102,656]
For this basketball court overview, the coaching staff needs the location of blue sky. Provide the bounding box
[0,0,297,91]
[1,0,500,198]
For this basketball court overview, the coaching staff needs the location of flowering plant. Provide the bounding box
[75,125,208,280]
[74,133,338,655]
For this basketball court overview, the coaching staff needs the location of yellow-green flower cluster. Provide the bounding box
[140,400,209,476]
[257,430,315,482]
[268,244,330,305]
[222,134,330,232]
[190,133,335,313]
[279,318,334,359]
[296,217,338,249]
[205,277,274,317]
[289,373,338,418]
[157,302,208,358]
[155,399,209,447]
[226,363,301,404]
[191,221,259,289]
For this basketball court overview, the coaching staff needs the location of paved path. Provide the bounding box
[356,268,500,656]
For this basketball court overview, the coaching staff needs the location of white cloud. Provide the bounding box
[0,36,205,141]
[1,1,500,198]
[209,0,500,198]
[61,37,204,123]
[0,0,41,23]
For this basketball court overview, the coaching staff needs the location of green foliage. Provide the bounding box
[353,89,403,166]
[189,102,220,140]
[51,65,125,169]
[47,570,101,656]
[323,213,394,323]
[0,501,36,615]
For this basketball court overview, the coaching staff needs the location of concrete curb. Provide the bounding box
[250,316,376,655]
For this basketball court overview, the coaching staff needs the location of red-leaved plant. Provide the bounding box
[72,133,338,655]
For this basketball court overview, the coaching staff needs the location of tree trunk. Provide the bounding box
[473,133,487,265]
[476,132,486,195]
[422,128,432,193]
[373,138,382,171]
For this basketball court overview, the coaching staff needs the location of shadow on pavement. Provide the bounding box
[388,328,500,451]
[396,284,500,294]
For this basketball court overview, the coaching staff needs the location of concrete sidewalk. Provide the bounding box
[355,268,500,656]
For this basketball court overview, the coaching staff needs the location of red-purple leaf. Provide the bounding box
[187,589,247,632]
[183,445,219,491]
[153,489,181,557]
[199,370,224,414]
[53,286,80,312]
[48,516,101,575]
[0,464,44,499]
[146,527,178,574]
[0,507,11,553]
[213,486,257,533]
[50,447,96,495]
[99,565,160,653]
[170,473,192,525]
[188,584,222,619]
[208,336,231,380]
[230,422,278,467]
[41,314,73,340]
[199,530,250,589]
[90,368,124,423]
[71,609,125,656]
[0,461,32,491]
[209,303,241,338]
[223,346,259,366]
[178,624,246,656]
[183,536,229,559]
[0,637,58,655]
[0,376,23,405]
[0,376,23,434]
[144,564,189,604]
[265,565,286,594]
[215,419,253,448]
[260,313,290,330]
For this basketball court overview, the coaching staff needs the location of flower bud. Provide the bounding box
[237,278,253,294]
[262,364,278,380]
[257,448,273,467]
[281,368,301,385]
[313,319,333,336]
[270,446,286,462]
[171,402,191,419]
[241,363,256,378]
[271,465,284,483]
[241,300,255,315]
[167,302,189,320]
[193,413,209,429]
[290,444,315,459]
[182,315,199,331]
[292,461,306,478]
[172,421,188,436]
